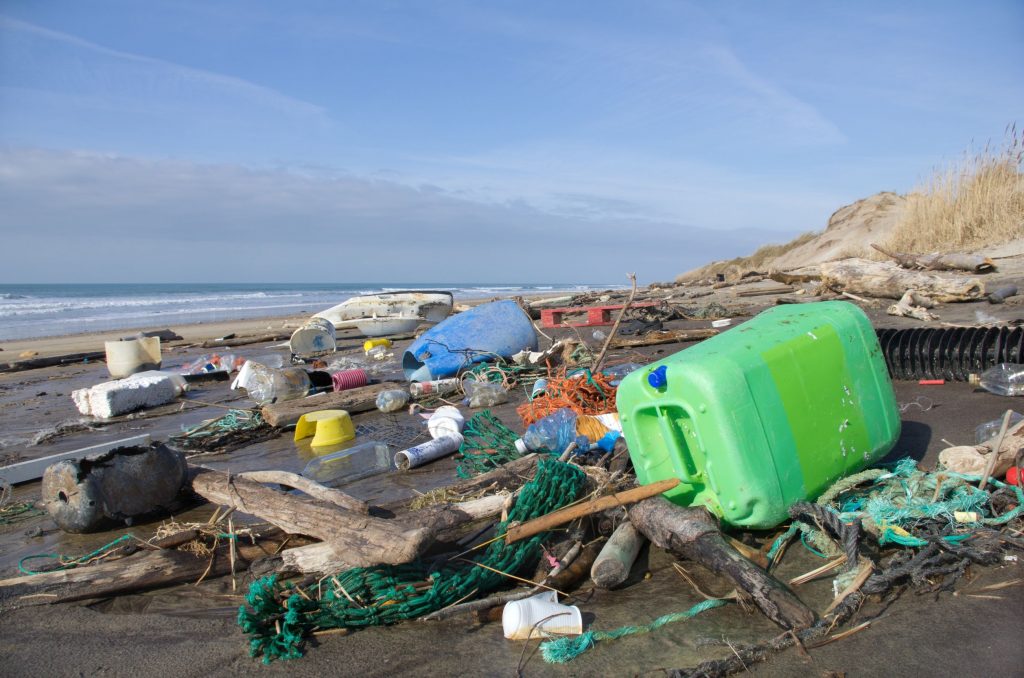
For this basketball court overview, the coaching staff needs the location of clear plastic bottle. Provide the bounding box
[245,365,312,405]
[376,389,410,413]
[975,410,1024,443]
[970,363,1024,396]
[463,380,508,408]
[515,408,589,455]
[301,441,392,486]
[601,362,644,386]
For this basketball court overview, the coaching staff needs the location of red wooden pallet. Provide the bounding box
[540,302,660,328]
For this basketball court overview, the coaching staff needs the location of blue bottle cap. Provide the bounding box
[648,365,668,389]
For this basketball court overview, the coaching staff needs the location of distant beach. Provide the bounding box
[0,282,617,342]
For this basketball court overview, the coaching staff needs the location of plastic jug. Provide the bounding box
[616,301,900,529]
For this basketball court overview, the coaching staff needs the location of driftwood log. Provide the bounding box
[260,381,405,427]
[0,351,106,374]
[820,258,984,302]
[610,328,718,349]
[629,497,815,631]
[0,549,234,609]
[191,467,433,566]
[871,244,996,273]
[192,467,513,574]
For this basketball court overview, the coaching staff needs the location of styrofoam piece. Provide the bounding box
[72,373,181,418]
[0,434,151,485]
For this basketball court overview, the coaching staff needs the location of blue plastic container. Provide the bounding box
[403,300,538,381]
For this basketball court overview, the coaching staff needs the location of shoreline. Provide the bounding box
[0,290,583,360]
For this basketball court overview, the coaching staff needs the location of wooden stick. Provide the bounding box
[593,273,638,373]
[228,517,237,592]
[979,409,1013,491]
[788,556,846,587]
[824,559,873,615]
[504,478,679,544]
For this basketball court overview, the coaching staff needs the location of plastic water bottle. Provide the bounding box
[601,362,644,386]
[301,441,392,486]
[463,381,508,408]
[246,365,312,405]
[515,408,589,455]
[970,363,1024,396]
[975,410,1024,443]
[376,389,410,413]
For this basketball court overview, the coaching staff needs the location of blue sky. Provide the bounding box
[1,1,1021,283]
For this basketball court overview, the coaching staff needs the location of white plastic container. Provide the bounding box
[290,317,337,357]
[502,591,583,640]
[105,337,162,378]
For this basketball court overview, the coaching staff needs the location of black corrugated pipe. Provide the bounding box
[876,326,1024,381]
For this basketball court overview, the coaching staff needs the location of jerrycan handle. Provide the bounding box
[656,407,700,484]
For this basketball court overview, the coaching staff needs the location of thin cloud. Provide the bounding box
[0,147,786,283]
[0,15,327,121]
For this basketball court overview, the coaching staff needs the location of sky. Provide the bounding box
[1,1,1021,284]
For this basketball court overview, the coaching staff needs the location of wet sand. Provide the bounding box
[1,284,1022,677]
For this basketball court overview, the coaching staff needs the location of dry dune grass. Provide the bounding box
[676,231,818,281]
[884,127,1024,253]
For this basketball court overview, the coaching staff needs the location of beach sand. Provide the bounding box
[1,284,1021,677]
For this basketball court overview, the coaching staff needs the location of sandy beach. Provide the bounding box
[1,281,1022,677]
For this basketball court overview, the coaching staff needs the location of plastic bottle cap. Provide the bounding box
[514,438,529,455]
[648,365,668,389]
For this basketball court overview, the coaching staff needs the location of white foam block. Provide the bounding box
[72,373,180,418]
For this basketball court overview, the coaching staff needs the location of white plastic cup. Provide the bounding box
[502,591,583,640]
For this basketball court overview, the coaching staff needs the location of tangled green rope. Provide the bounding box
[171,409,264,442]
[456,410,546,477]
[19,534,135,575]
[770,458,1024,559]
[238,459,587,663]
[541,599,728,664]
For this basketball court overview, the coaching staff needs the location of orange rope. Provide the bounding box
[517,368,619,427]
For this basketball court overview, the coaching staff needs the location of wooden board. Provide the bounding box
[260,381,405,427]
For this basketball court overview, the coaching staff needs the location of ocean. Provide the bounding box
[0,282,613,341]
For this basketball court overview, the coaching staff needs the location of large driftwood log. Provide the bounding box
[629,497,815,631]
[191,467,433,566]
[820,258,984,302]
[260,493,510,575]
[260,381,405,427]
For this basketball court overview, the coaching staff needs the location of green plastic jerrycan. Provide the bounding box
[616,301,900,529]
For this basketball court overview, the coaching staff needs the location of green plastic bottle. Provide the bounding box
[616,301,900,529]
